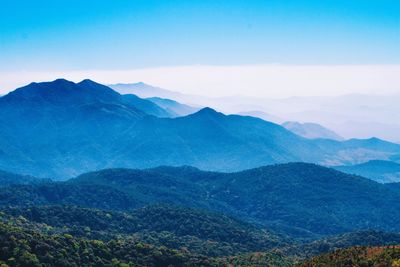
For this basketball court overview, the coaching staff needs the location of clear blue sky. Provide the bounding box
[1,0,399,71]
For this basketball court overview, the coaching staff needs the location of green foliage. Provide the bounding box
[1,205,283,257]
[1,163,400,239]
[223,252,292,267]
[1,204,400,266]
[0,183,141,211]
[296,246,400,267]
[279,230,400,259]
[0,221,226,267]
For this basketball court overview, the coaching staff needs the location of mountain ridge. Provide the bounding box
[1,79,400,178]
[1,162,400,239]
[335,160,400,183]
[282,121,344,140]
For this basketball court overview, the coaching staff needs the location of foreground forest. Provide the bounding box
[1,162,400,265]
[296,246,400,267]
[1,205,400,267]
[2,163,400,239]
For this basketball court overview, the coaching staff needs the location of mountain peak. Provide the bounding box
[53,78,73,83]
[78,79,97,85]
[2,78,121,105]
[190,107,223,118]
[197,107,219,114]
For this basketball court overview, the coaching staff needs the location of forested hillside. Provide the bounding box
[0,220,224,267]
[1,205,283,256]
[1,163,400,240]
[335,160,400,183]
[296,246,400,267]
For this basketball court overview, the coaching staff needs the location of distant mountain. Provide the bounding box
[109,82,186,100]
[122,94,173,117]
[1,79,400,178]
[238,110,284,124]
[201,93,400,142]
[2,163,400,239]
[282,121,344,140]
[334,160,400,183]
[109,82,207,110]
[147,97,199,117]
[107,85,400,142]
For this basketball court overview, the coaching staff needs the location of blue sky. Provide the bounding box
[1,0,399,71]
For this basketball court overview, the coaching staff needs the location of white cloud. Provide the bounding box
[1,64,399,97]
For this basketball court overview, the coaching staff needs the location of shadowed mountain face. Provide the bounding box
[0,79,400,179]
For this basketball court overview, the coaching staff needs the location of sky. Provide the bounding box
[1,0,399,97]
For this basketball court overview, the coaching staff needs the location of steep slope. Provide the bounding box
[122,94,173,117]
[147,97,199,117]
[1,163,400,238]
[282,121,344,140]
[2,79,121,105]
[0,79,148,177]
[334,160,400,183]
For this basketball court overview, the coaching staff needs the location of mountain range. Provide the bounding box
[1,161,400,265]
[1,163,400,239]
[335,160,400,183]
[147,97,200,117]
[109,83,400,143]
[282,121,344,141]
[109,82,189,101]
[0,79,399,179]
